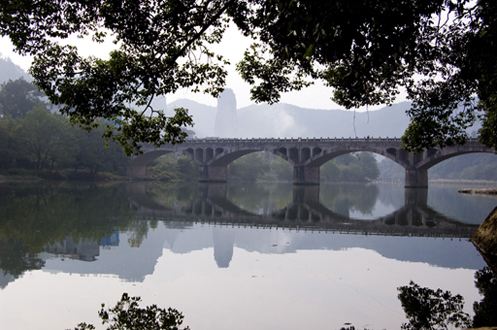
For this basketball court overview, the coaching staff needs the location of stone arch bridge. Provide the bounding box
[127,137,495,187]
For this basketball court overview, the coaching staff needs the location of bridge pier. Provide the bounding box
[293,166,320,185]
[405,168,428,188]
[198,165,228,183]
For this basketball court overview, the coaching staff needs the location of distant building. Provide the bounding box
[100,231,120,247]
[43,237,100,262]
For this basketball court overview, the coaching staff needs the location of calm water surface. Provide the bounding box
[0,181,495,330]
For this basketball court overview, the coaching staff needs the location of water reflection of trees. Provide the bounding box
[1,182,486,281]
[320,183,379,216]
[141,181,295,215]
[144,181,198,209]
[3,182,496,328]
[0,183,135,280]
[0,238,44,280]
[141,181,379,217]
[0,183,133,250]
[227,182,293,214]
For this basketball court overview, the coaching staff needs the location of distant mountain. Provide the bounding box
[167,99,217,137]
[168,98,413,139]
[0,63,478,142]
[0,56,31,84]
[237,102,412,138]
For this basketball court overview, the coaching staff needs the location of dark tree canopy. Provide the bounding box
[74,293,190,330]
[473,267,497,327]
[239,0,496,152]
[397,281,472,330]
[1,0,495,154]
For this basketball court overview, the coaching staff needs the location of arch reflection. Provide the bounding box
[128,182,478,238]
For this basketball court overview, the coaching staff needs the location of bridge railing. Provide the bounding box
[184,137,404,143]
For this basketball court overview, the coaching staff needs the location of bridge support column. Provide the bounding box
[293,166,320,185]
[405,168,428,188]
[198,165,227,183]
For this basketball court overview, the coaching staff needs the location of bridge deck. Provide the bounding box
[128,137,493,187]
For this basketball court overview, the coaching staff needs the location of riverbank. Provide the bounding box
[0,175,43,183]
[459,187,497,196]
[472,206,497,274]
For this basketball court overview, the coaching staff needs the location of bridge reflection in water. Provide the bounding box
[127,183,478,239]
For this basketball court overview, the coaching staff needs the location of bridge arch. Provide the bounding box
[299,146,411,169]
[127,138,494,187]
[198,148,295,182]
[415,149,496,170]
[127,149,174,178]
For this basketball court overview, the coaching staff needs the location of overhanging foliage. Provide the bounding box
[1,0,495,154]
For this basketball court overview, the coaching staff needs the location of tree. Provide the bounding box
[147,154,197,181]
[321,153,380,182]
[17,104,76,171]
[1,0,495,153]
[74,293,190,330]
[1,0,236,155]
[397,281,472,330]
[238,0,497,152]
[0,78,44,118]
[473,267,497,327]
[0,115,20,170]
[266,155,293,181]
[228,152,270,181]
[71,121,129,176]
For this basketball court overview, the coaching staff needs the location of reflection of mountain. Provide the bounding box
[0,271,15,289]
[2,221,485,287]
[213,227,235,268]
[158,223,486,270]
[0,182,489,287]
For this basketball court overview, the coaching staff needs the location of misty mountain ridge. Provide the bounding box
[0,56,480,141]
[167,98,413,139]
[0,56,31,84]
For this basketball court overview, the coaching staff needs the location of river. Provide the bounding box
[0,181,495,329]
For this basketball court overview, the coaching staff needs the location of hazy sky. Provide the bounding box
[0,25,406,111]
